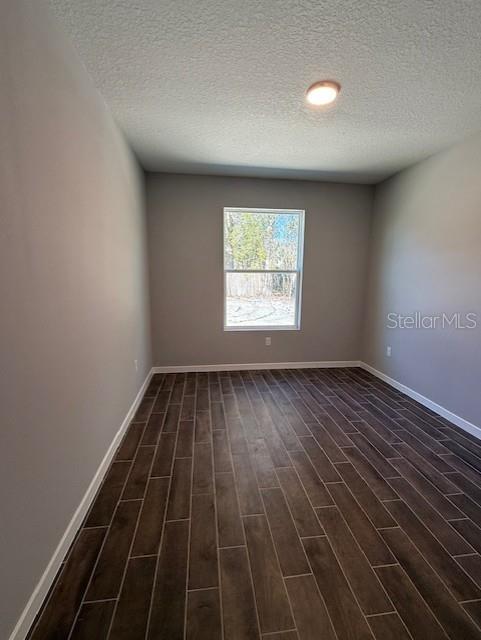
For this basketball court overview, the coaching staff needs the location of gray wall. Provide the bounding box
[0,2,151,637]
[147,173,373,366]
[363,132,481,428]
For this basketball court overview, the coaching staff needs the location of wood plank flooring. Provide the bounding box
[28,367,481,639]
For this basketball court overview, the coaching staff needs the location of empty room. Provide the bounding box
[2,0,481,639]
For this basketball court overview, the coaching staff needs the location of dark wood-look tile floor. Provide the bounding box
[28,367,481,639]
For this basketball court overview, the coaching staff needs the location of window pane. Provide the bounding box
[224,210,300,270]
[225,272,297,327]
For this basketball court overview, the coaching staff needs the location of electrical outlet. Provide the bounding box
[386,346,392,357]
[265,337,271,346]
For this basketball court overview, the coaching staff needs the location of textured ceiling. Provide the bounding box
[49,0,481,183]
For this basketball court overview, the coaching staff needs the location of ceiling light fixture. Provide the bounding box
[305,80,341,106]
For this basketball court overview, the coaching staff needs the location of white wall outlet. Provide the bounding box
[134,359,139,371]
[386,346,392,357]
[265,337,271,346]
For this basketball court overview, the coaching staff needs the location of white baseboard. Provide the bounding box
[9,368,154,640]
[153,360,361,373]
[360,362,481,440]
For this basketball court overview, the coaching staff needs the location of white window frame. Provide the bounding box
[223,207,305,331]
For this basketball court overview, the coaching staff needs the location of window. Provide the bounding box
[224,207,305,330]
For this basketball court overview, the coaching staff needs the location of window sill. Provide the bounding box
[224,325,300,332]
